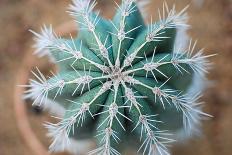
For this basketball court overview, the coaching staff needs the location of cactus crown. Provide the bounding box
[24,0,213,154]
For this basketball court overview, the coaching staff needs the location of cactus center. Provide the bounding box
[110,67,124,81]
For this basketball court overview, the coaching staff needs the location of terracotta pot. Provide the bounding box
[14,21,79,155]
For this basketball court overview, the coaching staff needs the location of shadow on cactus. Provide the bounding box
[23,0,215,154]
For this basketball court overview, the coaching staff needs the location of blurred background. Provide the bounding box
[0,0,232,155]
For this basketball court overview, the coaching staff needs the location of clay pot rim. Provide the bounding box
[14,20,76,155]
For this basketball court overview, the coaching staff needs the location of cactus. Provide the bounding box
[24,0,214,154]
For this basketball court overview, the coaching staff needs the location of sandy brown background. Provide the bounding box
[0,0,232,155]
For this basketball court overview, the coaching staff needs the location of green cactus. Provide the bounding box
[24,0,214,154]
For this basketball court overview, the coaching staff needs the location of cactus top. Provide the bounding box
[24,0,214,155]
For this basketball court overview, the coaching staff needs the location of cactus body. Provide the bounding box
[25,0,213,154]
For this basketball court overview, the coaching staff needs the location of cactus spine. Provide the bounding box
[24,0,214,154]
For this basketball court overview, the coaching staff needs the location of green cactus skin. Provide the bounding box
[24,0,214,154]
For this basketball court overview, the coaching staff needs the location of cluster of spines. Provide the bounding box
[23,0,214,155]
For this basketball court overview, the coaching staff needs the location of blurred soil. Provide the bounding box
[0,0,232,155]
